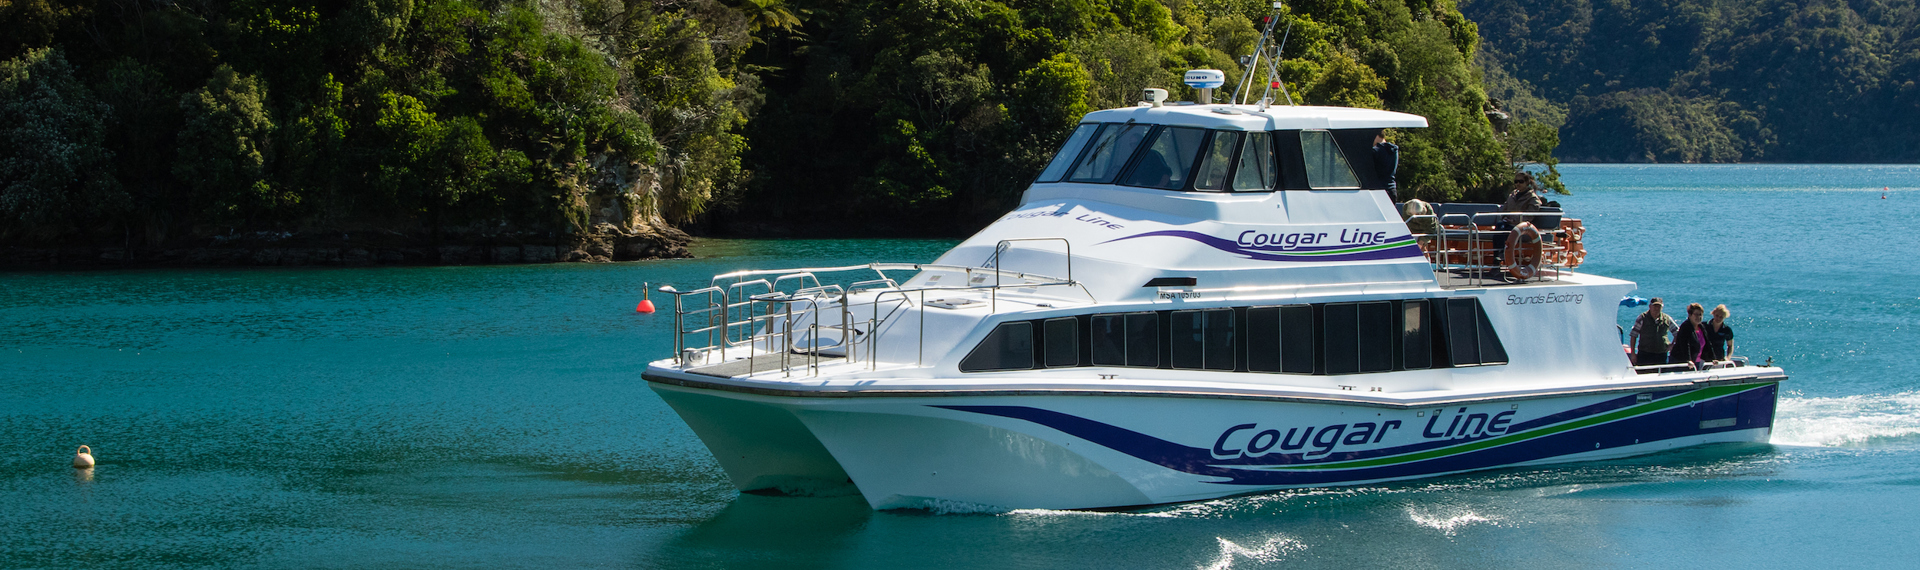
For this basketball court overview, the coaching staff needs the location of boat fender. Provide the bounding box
[73,445,94,468]
[1505,222,1545,280]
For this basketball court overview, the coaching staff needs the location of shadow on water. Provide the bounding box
[647,493,874,569]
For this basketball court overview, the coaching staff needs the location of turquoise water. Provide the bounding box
[5,164,1920,568]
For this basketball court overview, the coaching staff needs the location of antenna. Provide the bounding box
[1232,2,1296,107]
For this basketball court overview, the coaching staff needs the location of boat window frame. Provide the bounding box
[1036,123,1104,184]
[958,321,1036,372]
[1117,125,1209,191]
[1299,129,1363,189]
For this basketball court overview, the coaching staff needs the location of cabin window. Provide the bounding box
[1323,304,1359,374]
[1120,127,1205,190]
[1091,312,1159,368]
[1193,132,1241,191]
[1401,300,1433,369]
[1043,317,1079,367]
[1232,132,1278,191]
[1248,305,1315,374]
[1439,297,1508,366]
[1300,130,1361,189]
[959,322,1034,372]
[1246,306,1280,372]
[1037,123,1102,183]
[1171,309,1236,370]
[1357,302,1394,372]
[1067,124,1152,184]
[961,299,1503,374]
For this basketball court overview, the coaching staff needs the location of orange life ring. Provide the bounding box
[1506,222,1545,280]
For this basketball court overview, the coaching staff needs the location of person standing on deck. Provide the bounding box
[1702,304,1736,362]
[1671,303,1708,370]
[1629,298,1677,366]
[1373,133,1399,201]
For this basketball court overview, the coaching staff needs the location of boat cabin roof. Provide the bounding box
[1082,104,1429,131]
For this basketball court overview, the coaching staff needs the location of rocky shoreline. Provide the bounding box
[0,224,692,268]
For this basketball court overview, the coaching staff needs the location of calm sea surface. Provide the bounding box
[6,164,1920,568]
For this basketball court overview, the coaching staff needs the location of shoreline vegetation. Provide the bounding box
[24,0,1815,268]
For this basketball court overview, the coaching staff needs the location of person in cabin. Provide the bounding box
[1372,133,1399,200]
[1670,303,1708,370]
[1703,304,1736,363]
[1629,298,1677,366]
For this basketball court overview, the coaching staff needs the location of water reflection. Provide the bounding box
[651,494,872,569]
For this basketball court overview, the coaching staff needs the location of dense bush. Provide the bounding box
[1,0,1539,245]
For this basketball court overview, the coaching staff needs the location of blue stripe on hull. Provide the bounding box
[937,384,1776,486]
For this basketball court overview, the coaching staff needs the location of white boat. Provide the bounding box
[643,40,1782,511]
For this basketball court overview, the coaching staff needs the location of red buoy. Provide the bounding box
[636,282,657,313]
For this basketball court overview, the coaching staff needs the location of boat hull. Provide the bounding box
[648,378,1779,510]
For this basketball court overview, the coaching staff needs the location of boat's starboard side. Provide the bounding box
[645,372,1781,510]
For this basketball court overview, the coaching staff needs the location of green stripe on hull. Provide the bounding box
[1253,384,1768,472]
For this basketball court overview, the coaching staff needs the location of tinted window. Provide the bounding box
[1193,132,1240,191]
[1280,305,1315,374]
[1090,314,1125,366]
[1232,132,1278,191]
[1446,298,1482,366]
[1475,302,1509,364]
[1171,309,1236,370]
[1120,127,1205,189]
[1068,124,1151,183]
[1301,130,1360,188]
[1171,310,1203,369]
[1203,308,1236,371]
[960,322,1034,372]
[1037,123,1101,183]
[1402,300,1432,369]
[1125,312,1160,367]
[1044,317,1079,367]
[1358,302,1393,372]
[1323,304,1359,374]
[1246,307,1281,372]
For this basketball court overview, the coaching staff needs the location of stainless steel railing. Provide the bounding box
[657,240,1087,377]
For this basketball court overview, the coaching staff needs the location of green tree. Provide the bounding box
[174,65,281,225]
[0,47,123,238]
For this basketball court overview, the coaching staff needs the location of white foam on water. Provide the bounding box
[1198,535,1307,570]
[1771,392,1920,446]
[1406,506,1499,536]
[911,498,1011,515]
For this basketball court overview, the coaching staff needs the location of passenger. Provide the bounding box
[1702,304,1736,363]
[1500,172,1544,229]
[1628,298,1676,366]
[1133,149,1174,188]
[1670,303,1707,370]
[1373,133,1399,200]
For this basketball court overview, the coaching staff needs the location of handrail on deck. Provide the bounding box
[1403,209,1581,287]
[656,244,1084,377]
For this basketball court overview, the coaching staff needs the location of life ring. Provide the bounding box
[1506,222,1545,280]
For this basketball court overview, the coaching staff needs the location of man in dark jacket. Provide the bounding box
[1372,133,1399,200]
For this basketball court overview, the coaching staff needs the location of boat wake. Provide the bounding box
[1199,535,1307,570]
[1772,392,1920,446]
[1406,506,1500,536]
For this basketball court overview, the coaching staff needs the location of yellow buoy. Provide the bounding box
[73,445,94,468]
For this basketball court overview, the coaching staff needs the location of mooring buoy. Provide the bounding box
[73,445,94,468]
[637,281,657,313]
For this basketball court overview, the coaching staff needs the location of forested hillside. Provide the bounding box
[1466,0,1920,163]
[1,0,1536,263]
